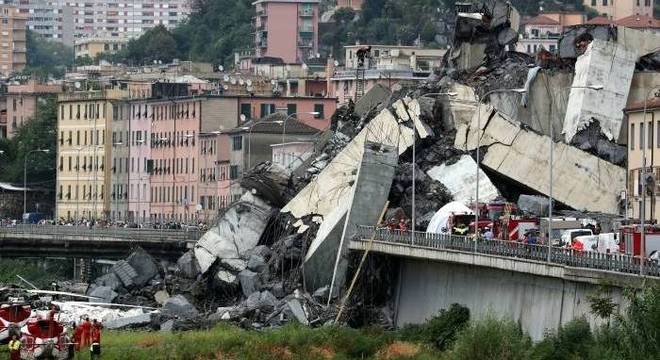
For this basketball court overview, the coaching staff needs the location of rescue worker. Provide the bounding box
[73,322,83,352]
[80,317,92,349]
[90,319,103,359]
[483,227,494,240]
[398,219,408,232]
[453,222,469,235]
[8,334,21,360]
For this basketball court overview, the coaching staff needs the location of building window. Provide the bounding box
[260,103,275,117]
[314,104,324,118]
[640,122,644,149]
[602,0,607,5]
[591,0,596,5]
[230,165,239,179]
[232,136,242,151]
[649,121,653,149]
[631,123,635,150]
[240,103,251,120]
[287,104,297,116]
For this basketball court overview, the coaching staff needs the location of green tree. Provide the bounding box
[446,315,532,360]
[0,96,57,186]
[117,25,180,65]
[23,30,73,79]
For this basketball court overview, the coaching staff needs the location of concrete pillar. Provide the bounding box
[304,141,398,296]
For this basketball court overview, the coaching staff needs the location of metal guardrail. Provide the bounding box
[355,226,660,278]
[0,224,202,242]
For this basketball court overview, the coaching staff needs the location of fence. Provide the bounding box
[355,225,660,278]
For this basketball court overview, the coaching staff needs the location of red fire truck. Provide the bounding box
[619,224,660,257]
[474,202,538,241]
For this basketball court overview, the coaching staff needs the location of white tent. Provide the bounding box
[426,201,474,235]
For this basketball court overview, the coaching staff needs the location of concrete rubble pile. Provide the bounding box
[84,0,660,332]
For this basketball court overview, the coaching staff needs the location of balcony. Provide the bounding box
[298,9,314,17]
[298,40,314,48]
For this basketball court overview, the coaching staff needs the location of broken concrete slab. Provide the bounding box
[87,286,118,304]
[163,295,199,319]
[176,251,200,279]
[105,313,152,329]
[247,255,267,273]
[563,40,636,143]
[160,320,174,332]
[111,260,138,288]
[93,272,123,291]
[437,83,478,131]
[283,107,415,220]
[215,270,237,285]
[126,248,160,287]
[457,107,626,214]
[237,269,261,297]
[154,290,170,305]
[355,84,392,117]
[305,142,399,297]
[220,258,247,272]
[247,245,271,259]
[194,192,272,274]
[517,195,550,217]
[426,155,500,204]
[285,299,309,325]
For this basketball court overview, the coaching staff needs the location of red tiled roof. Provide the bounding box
[615,14,660,29]
[524,15,560,26]
[585,16,613,25]
[625,98,660,112]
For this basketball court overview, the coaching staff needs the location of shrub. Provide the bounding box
[399,303,470,351]
[445,315,532,360]
[530,318,593,360]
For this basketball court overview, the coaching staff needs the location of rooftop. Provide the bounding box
[524,15,560,26]
[625,97,660,112]
[615,14,660,29]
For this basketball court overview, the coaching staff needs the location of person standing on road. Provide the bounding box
[8,334,21,360]
[80,317,92,349]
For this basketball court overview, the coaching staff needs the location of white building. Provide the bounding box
[0,0,190,46]
[516,15,562,54]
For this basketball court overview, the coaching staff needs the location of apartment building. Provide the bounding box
[198,132,230,224]
[516,15,563,54]
[148,96,201,223]
[330,45,445,105]
[74,36,128,59]
[56,87,127,221]
[1,0,190,46]
[584,0,653,20]
[254,0,320,64]
[0,5,26,76]
[4,81,62,138]
[626,97,660,222]
[126,98,151,224]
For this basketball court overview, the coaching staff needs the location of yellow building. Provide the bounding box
[584,0,653,20]
[0,6,26,76]
[74,37,127,59]
[55,87,128,221]
[626,97,660,222]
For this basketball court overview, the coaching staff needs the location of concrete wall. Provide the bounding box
[395,259,626,341]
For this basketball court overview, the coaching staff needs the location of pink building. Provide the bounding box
[127,99,152,224]
[198,133,231,224]
[149,97,201,224]
[253,0,319,64]
[5,81,62,138]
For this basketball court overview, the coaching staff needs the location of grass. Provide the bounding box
[0,323,441,359]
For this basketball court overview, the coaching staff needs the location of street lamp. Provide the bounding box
[23,149,50,219]
[282,112,320,143]
[548,84,603,262]
[474,88,526,246]
[640,85,660,275]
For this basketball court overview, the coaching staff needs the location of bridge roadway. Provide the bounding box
[350,225,660,284]
[0,225,202,260]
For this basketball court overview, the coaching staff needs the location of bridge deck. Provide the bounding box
[0,225,201,260]
[350,226,660,284]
